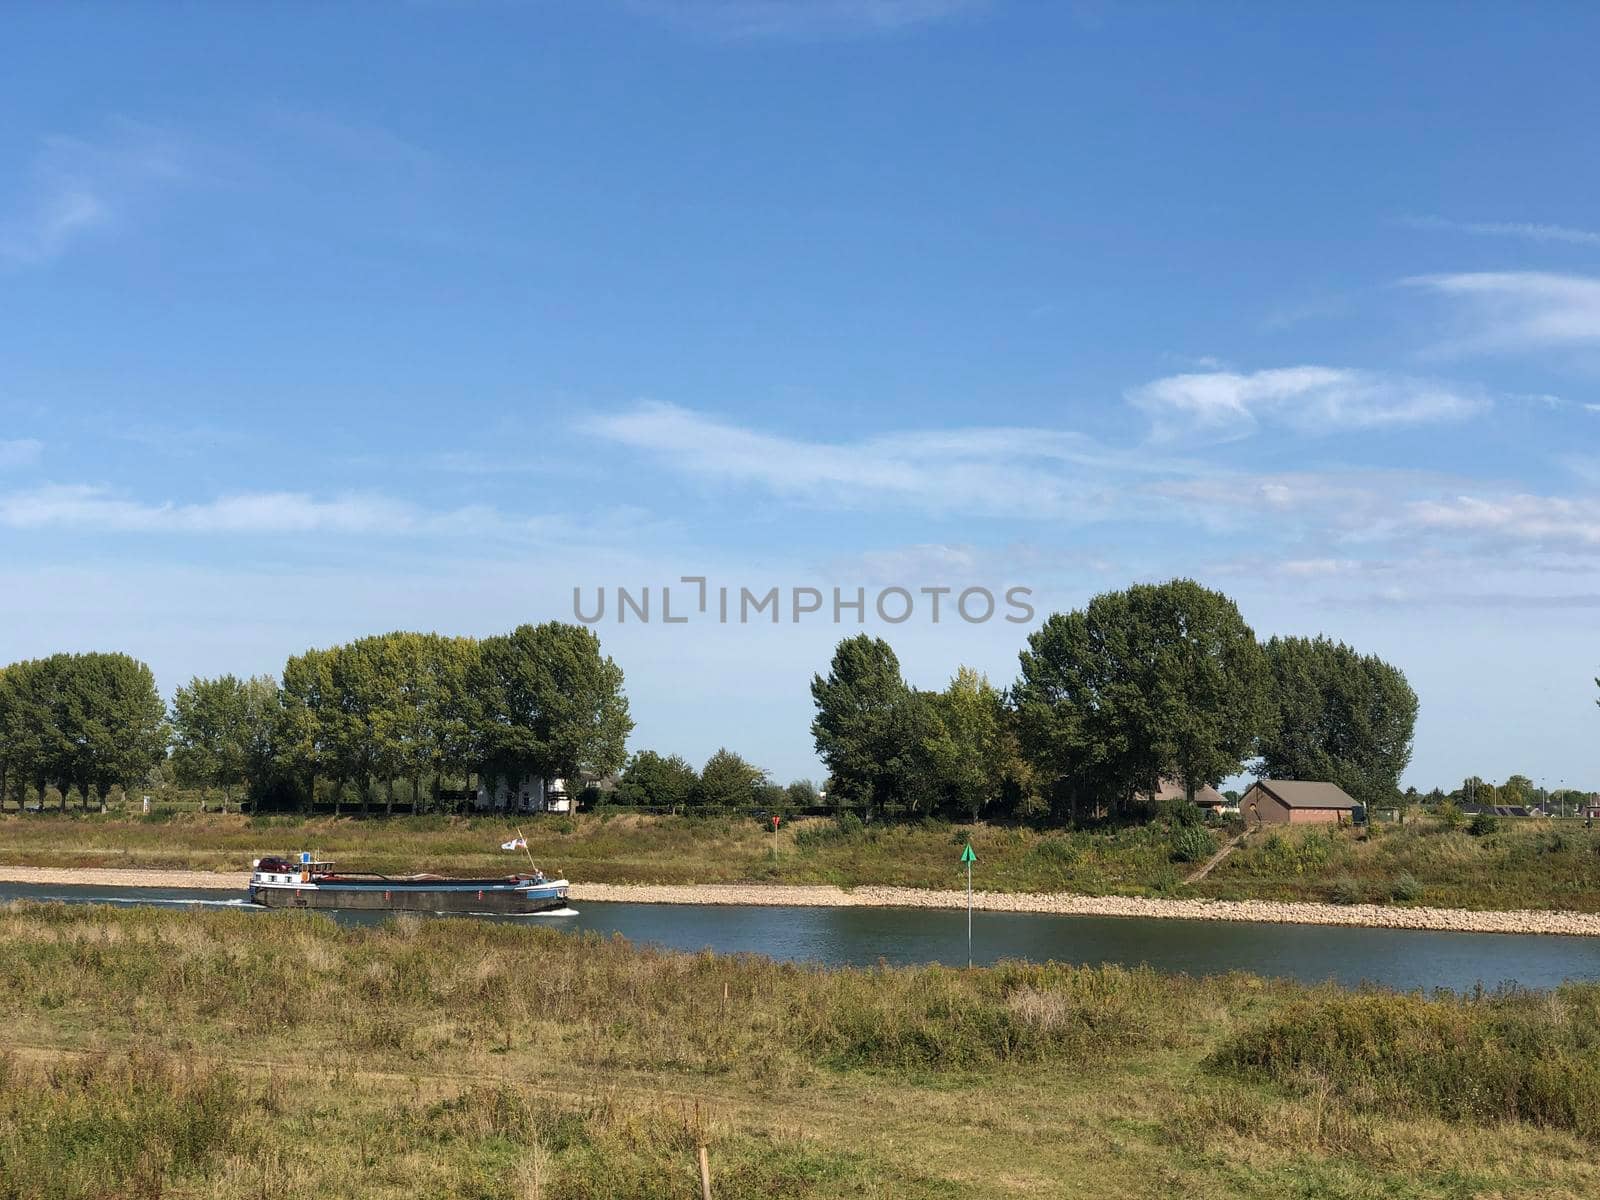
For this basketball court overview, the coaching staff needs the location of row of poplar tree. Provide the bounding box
[0,622,632,812]
[808,578,1420,821]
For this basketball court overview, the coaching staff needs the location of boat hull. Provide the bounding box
[249,881,568,914]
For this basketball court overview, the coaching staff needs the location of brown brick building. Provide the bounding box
[1240,779,1358,826]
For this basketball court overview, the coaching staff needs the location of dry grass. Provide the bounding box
[1197,819,1600,910]
[4,902,1600,1198]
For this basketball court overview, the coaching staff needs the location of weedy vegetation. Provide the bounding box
[3,902,1600,1198]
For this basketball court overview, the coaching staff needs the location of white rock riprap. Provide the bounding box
[568,882,1600,937]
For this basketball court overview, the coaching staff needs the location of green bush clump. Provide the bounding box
[1208,986,1600,1138]
[1391,872,1424,902]
[795,812,869,851]
[1468,812,1498,837]
[1033,836,1078,866]
[1158,797,1202,828]
[1169,825,1216,864]
[1330,876,1364,905]
[0,1048,245,1196]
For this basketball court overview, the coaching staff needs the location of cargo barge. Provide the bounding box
[247,853,570,914]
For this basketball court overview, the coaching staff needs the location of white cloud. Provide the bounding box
[580,400,1179,519]
[1127,366,1487,440]
[630,0,980,39]
[0,439,43,469]
[1402,215,1600,248]
[1405,494,1600,549]
[0,486,491,536]
[264,108,433,171]
[1278,558,1361,577]
[0,122,185,265]
[1405,272,1600,352]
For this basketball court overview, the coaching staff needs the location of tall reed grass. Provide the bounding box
[1208,986,1600,1139]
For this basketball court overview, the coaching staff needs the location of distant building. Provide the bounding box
[1461,803,1536,818]
[475,775,571,814]
[1141,776,1230,813]
[1240,779,1358,826]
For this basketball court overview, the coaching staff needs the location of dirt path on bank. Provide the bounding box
[6,863,1600,936]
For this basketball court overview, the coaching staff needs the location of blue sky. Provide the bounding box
[2,1,1598,790]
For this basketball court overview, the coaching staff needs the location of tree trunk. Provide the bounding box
[412,774,423,816]
[385,778,395,818]
[305,769,317,815]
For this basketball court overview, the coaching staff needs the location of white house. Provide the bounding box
[474,775,571,814]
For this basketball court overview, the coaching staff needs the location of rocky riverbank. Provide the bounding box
[5,864,1600,936]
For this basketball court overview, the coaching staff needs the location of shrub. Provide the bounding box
[794,812,869,851]
[1208,987,1600,1138]
[1391,872,1424,902]
[1330,876,1364,905]
[1437,800,1464,830]
[1468,812,1498,837]
[1169,825,1216,864]
[1033,836,1078,866]
[1158,797,1202,828]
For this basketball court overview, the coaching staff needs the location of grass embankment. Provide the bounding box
[5,904,1600,1199]
[1194,820,1600,911]
[5,805,1600,910]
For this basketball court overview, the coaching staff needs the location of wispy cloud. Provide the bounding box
[1127,366,1488,441]
[629,0,981,40]
[0,439,44,470]
[0,486,490,536]
[0,121,185,265]
[1405,272,1600,352]
[1404,494,1600,549]
[264,108,434,171]
[1402,215,1600,248]
[581,400,1184,519]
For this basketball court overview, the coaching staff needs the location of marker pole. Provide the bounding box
[966,855,973,968]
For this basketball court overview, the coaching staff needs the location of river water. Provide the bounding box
[6,881,1600,993]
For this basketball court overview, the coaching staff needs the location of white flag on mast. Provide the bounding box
[500,837,527,851]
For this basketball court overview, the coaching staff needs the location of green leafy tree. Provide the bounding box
[170,674,279,812]
[1501,774,1534,806]
[326,637,398,816]
[60,653,168,809]
[922,667,1010,821]
[693,748,766,808]
[422,635,478,812]
[471,622,632,792]
[0,658,67,808]
[614,750,699,808]
[811,635,926,818]
[278,649,335,813]
[1015,580,1271,819]
[171,675,249,810]
[785,778,820,808]
[1256,635,1419,808]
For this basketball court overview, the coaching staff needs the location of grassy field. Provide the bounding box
[1193,819,1600,911]
[4,902,1600,1199]
[5,804,1600,910]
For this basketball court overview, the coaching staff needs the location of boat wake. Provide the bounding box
[70,896,251,909]
[514,906,580,917]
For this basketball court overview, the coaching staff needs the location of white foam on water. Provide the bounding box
[61,896,251,908]
[513,907,580,917]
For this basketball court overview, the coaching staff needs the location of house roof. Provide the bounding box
[1146,777,1228,806]
[1247,779,1358,810]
